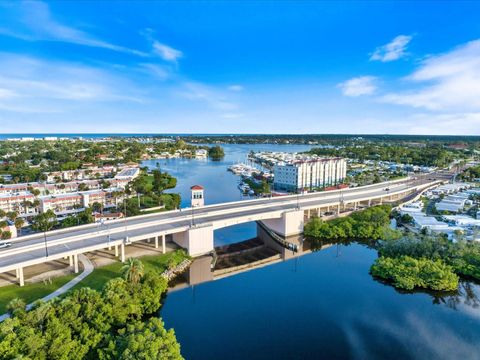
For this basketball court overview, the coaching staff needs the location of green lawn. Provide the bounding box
[0,250,188,314]
[0,274,76,314]
[69,250,186,292]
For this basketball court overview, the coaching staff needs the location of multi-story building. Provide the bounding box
[0,180,105,197]
[39,190,119,215]
[273,158,347,191]
[81,190,117,209]
[114,167,140,180]
[0,192,37,215]
[43,166,116,183]
[39,193,84,215]
[0,184,29,196]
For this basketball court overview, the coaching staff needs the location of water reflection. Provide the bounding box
[438,280,480,311]
[162,242,480,360]
[309,237,480,315]
[146,144,480,359]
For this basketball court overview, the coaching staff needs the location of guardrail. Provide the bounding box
[0,179,440,273]
[13,177,414,243]
[5,179,437,257]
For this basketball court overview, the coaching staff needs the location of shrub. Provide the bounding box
[371,256,459,291]
[0,260,182,360]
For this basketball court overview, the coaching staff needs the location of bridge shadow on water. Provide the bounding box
[170,221,318,290]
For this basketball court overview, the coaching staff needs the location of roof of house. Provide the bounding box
[191,185,204,190]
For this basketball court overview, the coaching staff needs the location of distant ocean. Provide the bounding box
[1,133,479,140]
[0,133,235,140]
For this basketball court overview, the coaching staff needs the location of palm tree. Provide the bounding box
[6,211,18,222]
[121,258,144,285]
[14,218,25,236]
[32,210,58,257]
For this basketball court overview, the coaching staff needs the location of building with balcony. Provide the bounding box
[0,192,37,215]
[273,158,347,191]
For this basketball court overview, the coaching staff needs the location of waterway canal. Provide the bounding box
[144,144,480,360]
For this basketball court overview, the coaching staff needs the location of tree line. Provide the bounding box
[0,255,187,359]
[304,206,479,292]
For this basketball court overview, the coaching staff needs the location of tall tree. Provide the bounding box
[32,210,58,257]
[121,258,145,285]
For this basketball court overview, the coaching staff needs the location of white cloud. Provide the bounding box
[179,82,238,111]
[228,85,244,92]
[140,28,183,63]
[222,112,244,119]
[382,39,480,111]
[0,1,145,56]
[0,53,144,114]
[338,76,377,97]
[370,35,412,62]
[0,88,17,99]
[139,63,172,80]
[152,41,183,62]
[406,112,480,134]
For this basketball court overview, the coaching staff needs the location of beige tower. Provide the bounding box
[190,185,205,207]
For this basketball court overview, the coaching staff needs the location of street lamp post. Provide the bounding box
[296,188,300,210]
[123,198,128,241]
[43,231,48,257]
[339,190,344,213]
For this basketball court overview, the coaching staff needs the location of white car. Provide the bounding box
[0,241,12,249]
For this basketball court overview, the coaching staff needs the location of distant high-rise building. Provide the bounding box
[273,158,347,191]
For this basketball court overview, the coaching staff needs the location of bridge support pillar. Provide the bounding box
[73,254,79,274]
[18,267,24,287]
[172,225,214,257]
[261,209,304,237]
[155,236,159,249]
[15,268,19,279]
[114,245,119,257]
[368,199,371,206]
[162,234,166,254]
[69,255,73,267]
[120,243,125,262]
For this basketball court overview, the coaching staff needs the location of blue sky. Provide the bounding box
[1,1,480,134]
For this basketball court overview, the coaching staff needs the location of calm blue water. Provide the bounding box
[162,244,480,360]
[140,143,480,360]
[142,143,313,247]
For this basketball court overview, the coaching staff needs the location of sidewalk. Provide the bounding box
[0,254,94,322]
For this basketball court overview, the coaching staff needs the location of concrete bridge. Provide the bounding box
[0,174,445,286]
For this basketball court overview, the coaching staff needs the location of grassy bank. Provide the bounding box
[0,274,76,314]
[70,250,187,292]
[0,250,188,313]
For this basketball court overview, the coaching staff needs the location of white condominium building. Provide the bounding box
[274,158,347,191]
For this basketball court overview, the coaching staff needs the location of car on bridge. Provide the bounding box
[0,241,12,249]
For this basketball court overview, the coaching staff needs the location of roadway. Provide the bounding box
[5,174,437,251]
[0,174,446,273]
